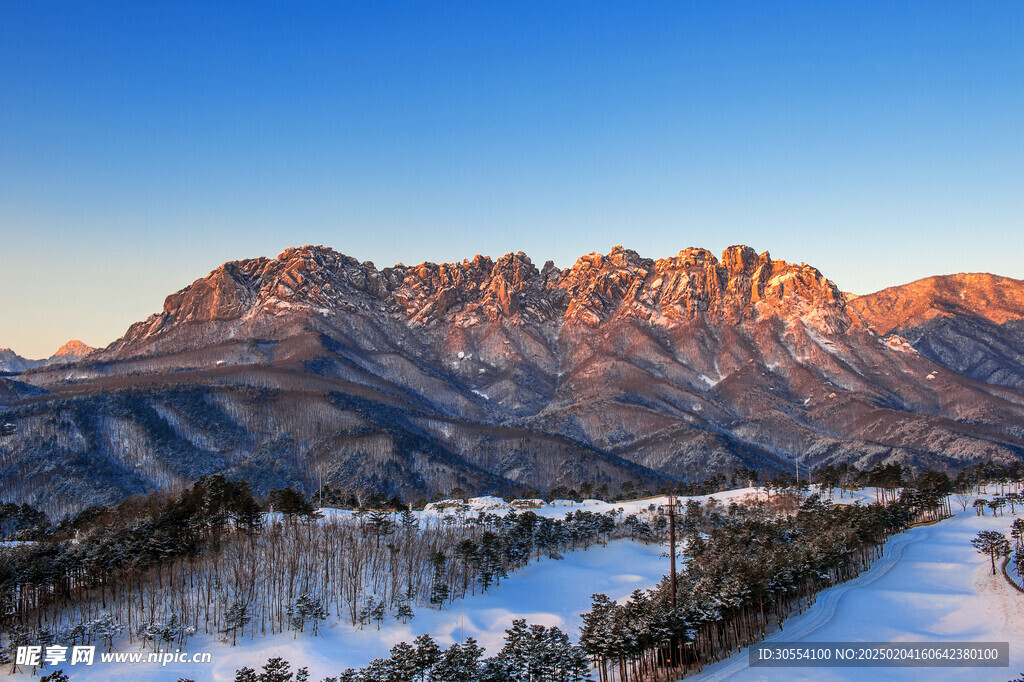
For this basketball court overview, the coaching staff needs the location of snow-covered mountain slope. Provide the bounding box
[5,245,1024,513]
[0,348,44,373]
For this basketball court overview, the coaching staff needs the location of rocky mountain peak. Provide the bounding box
[558,247,652,326]
[99,243,859,357]
[392,251,553,325]
[52,340,93,357]
[721,244,761,278]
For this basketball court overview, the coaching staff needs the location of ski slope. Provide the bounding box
[697,507,1024,682]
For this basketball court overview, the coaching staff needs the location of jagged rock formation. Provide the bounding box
[4,246,1024,514]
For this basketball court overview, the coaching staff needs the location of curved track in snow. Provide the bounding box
[694,522,930,681]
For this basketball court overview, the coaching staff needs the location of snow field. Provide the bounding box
[698,507,1024,681]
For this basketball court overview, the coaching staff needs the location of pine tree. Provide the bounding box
[396,600,414,623]
[580,593,618,678]
[429,551,449,608]
[413,634,441,681]
[234,667,258,682]
[366,510,396,549]
[288,594,328,636]
[432,637,484,682]
[493,618,588,681]
[221,601,251,646]
[1011,519,1024,552]
[387,641,419,680]
[307,598,328,636]
[88,614,123,653]
[257,656,292,682]
[400,508,418,531]
[39,672,70,682]
[972,530,1011,575]
[370,598,387,630]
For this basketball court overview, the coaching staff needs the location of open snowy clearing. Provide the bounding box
[55,539,669,681]
[697,507,1024,682]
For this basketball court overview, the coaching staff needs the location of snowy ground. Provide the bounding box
[8,485,1009,681]
[47,539,669,681]
[697,507,1024,682]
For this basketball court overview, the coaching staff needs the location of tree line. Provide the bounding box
[233,619,590,682]
[576,472,956,681]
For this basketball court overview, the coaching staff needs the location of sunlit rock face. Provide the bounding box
[850,273,1024,388]
[6,245,1024,515]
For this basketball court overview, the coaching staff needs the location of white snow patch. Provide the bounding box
[466,496,511,511]
[802,322,846,359]
[883,335,918,353]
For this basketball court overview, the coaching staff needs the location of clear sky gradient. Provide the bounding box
[2,1,1022,358]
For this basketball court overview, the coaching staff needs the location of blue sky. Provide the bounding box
[2,1,1022,357]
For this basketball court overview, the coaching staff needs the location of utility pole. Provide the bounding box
[660,494,679,608]
[795,453,801,499]
[659,493,681,674]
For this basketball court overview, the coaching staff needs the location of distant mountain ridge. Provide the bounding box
[3,245,1024,515]
[0,340,94,373]
[850,274,1024,387]
[0,349,41,373]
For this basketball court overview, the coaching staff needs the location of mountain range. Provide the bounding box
[3,244,1023,516]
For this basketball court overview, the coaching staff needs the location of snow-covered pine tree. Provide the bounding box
[221,601,252,646]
